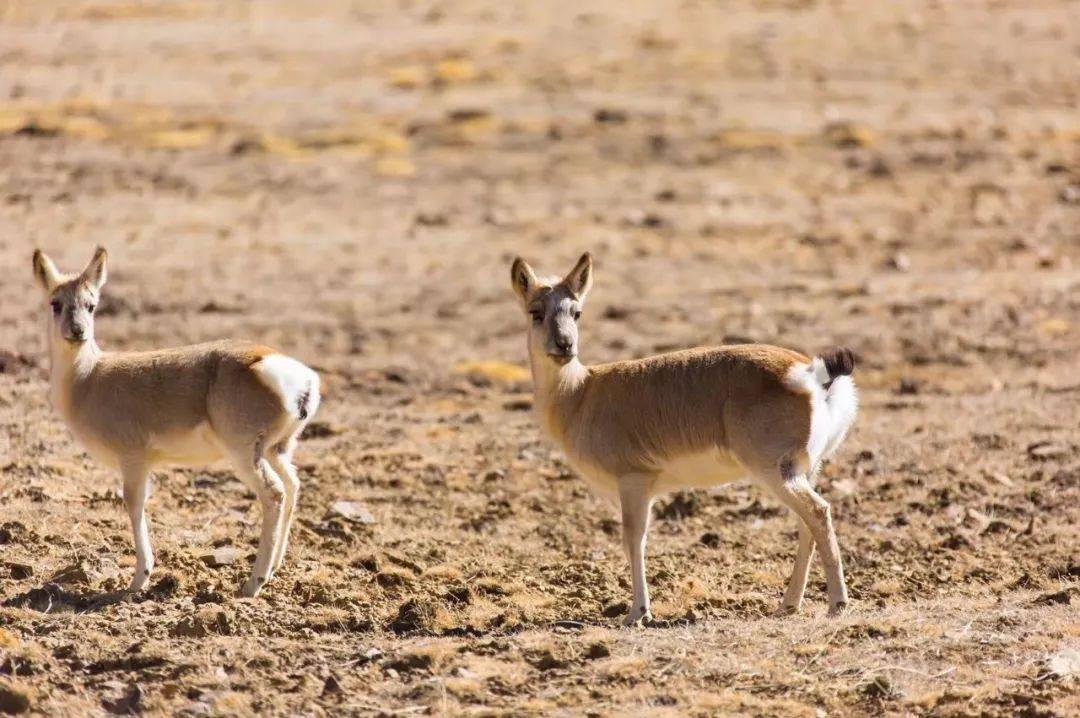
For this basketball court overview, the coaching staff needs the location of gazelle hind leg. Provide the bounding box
[266,435,301,574]
[121,460,153,592]
[759,466,848,615]
[778,522,815,614]
[229,440,286,598]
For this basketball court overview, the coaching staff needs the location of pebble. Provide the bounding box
[328,501,376,524]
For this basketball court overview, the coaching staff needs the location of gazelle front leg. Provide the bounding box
[121,460,154,592]
[618,474,655,626]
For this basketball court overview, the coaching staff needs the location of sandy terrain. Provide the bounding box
[0,1,1078,715]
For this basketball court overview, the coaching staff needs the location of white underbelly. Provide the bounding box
[653,448,748,493]
[565,448,749,505]
[147,422,226,466]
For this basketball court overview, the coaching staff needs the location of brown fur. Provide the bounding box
[547,345,813,478]
[62,341,285,465]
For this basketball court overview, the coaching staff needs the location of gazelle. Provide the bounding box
[511,253,858,624]
[32,247,320,598]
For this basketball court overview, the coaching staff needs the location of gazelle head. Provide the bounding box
[510,252,593,365]
[32,247,108,347]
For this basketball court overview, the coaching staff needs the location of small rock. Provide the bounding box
[585,642,610,660]
[601,601,627,618]
[4,563,32,580]
[895,378,919,395]
[823,121,875,148]
[1059,184,1080,205]
[414,211,448,227]
[1047,647,1080,680]
[593,108,628,124]
[885,252,911,272]
[385,652,433,673]
[867,155,893,178]
[104,683,143,715]
[321,675,342,697]
[1027,442,1069,460]
[699,532,721,549]
[526,648,568,671]
[328,501,376,524]
[200,548,242,568]
[49,562,91,586]
[502,397,532,411]
[0,680,32,715]
[1033,587,1075,606]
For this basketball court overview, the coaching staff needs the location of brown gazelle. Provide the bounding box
[510,253,859,624]
[32,247,320,598]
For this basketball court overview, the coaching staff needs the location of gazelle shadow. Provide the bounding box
[2,575,178,614]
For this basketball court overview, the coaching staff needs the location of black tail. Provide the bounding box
[821,347,856,380]
[296,383,313,421]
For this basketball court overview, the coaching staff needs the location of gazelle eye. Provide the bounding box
[573,310,582,321]
[529,310,543,325]
[87,303,96,313]
[50,300,61,315]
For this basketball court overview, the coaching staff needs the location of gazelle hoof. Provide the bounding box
[239,577,266,598]
[828,600,849,617]
[127,571,151,593]
[622,607,653,627]
[774,603,799,617]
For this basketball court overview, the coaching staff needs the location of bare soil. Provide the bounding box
[1,1,1078,716]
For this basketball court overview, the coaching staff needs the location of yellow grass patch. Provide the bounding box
[1038,318,1071,336]
[374,157,416,178]
[435,59,478,84]
[872,579,903,596]
[388,66,427,89]
[452,361,530,385]
[599,656,649,680]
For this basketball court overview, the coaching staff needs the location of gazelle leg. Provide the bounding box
[121,460,153,592]
[779,522,815,614]
[763,471,848,615]
[618,474,654,626]
[266,444,300,574]
[230,443,286,598]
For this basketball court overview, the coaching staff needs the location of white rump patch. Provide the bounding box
[251,354,320,420]
[785,361,859,470]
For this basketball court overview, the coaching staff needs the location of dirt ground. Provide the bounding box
[0,1,1078,715]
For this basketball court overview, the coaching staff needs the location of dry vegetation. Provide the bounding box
[1,0,1078,715]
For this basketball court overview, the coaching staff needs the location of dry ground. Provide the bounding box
[0,1,1078,715]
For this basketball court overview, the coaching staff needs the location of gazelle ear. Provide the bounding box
[80,246,108,291]
[563,252,593,299]
[511,257,538,304]
[32,249,62,292]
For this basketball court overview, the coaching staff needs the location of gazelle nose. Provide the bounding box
[553,336,573,353]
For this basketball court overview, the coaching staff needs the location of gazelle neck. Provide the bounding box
[527,334,588,439]
[48,327,101,417]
